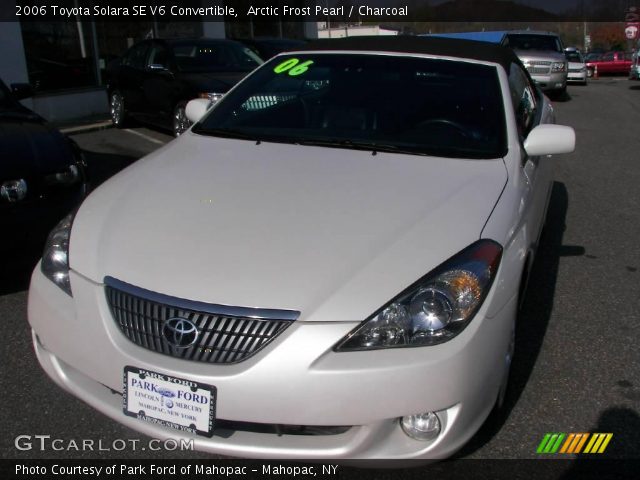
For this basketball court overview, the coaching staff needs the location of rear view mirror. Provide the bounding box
[524,124,575,157]
[185,99,211,124]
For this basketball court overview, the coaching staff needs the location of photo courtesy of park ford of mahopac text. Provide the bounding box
[1,0,639,479]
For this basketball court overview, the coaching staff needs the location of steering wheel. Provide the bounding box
[414,118,470,138]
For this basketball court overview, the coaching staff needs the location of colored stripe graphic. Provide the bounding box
[584,433,613,454]
[565,433,588,453]
[538,433,612,454]
[537,433,565,453]
[550,433,565,453]
[573,433,589,453]
[537,433,552,453]
[560,433,575,453]
[597,433,613,453]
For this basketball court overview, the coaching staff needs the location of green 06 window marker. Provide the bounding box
[273,58,314,76]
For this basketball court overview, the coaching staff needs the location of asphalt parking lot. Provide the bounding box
[1,78,639,470]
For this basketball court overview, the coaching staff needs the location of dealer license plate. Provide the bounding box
[123,366,215,437]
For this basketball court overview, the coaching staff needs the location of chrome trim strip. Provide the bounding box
[104,276,300,321]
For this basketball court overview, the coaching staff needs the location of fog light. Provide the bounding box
[401,412,441,441]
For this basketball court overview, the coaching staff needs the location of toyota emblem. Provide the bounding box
[162,317,199,348]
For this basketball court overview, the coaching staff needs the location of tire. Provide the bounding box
[587,68,594,78]
[172,102,191,137]
[109,90,129,128]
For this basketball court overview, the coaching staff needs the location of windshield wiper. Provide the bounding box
[294,138,430,156]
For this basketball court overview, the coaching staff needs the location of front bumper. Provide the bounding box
[530,71,567,92]
[28,266,517,459]
[567,71,587,83]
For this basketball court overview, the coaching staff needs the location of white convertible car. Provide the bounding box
[29,37,575,460]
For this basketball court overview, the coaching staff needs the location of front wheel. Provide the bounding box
[109,91,129,128]
[173,102,191,137]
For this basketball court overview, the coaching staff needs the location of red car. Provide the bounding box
[586,51,632,76]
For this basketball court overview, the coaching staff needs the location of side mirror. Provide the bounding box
[524,124,575,157]
[147,64,172,75]
[185,99,211,124]
[11,83,34,100]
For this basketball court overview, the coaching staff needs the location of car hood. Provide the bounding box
[71,136,507,322]
[515,50,566,62]
[0,113,75,179]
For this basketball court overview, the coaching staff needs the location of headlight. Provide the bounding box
[1,179,27,202]
[551,62,567,72]
[41,211,76,296]
[198,92,224,105]
[335,240,502,351]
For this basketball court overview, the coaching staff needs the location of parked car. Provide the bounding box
[427,30,568,95]
[29,36,575,460]
[107,38,263,136]
[502,31,568,94]
[234,37,307,60]
[586,51,632,77]
[584,52,602,63]
[564,47,587,85]
[0,77,87,252]
[628,51,640,80]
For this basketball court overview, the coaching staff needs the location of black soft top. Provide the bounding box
[301,36,520,71]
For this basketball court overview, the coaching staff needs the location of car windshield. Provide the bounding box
[506,34,562,53]
[193,54,506,159]
[565,51,583,62]
[172,42,263,73]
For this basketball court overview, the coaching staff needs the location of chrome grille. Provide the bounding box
[105,278,295,364]
[525,62,551,75]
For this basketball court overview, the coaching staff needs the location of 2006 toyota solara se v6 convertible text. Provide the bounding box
[28,37,575,460]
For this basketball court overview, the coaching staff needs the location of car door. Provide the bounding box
[616,52,630,73]
[118,41,151,116]
[600,52,615,73]
[140,41,176,127]
[509,63,553,246]
[612,52,621,73]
